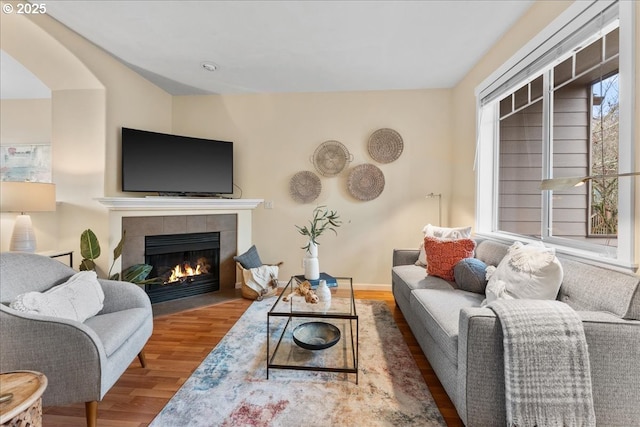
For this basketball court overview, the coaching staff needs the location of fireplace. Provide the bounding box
[144,231,220,303]
[117,212,242,299]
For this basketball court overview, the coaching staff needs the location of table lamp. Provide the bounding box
[0,182,56,252]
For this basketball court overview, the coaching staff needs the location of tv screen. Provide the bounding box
[121,127,233,195]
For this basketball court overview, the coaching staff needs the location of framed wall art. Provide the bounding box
[0,144,52,182]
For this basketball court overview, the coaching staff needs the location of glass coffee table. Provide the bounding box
[267,276,358,384]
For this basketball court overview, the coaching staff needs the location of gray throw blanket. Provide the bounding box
[488,299,596,427]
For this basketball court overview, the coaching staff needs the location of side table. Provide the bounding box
[37,250,73,268]
[0,371,48,427]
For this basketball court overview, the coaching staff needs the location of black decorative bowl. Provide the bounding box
[292,322,341,350]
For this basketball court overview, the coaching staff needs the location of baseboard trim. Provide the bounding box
[273,280,391,291]
[352,283,392,291]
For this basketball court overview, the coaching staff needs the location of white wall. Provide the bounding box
[450,1,574,231]
[51,89,107,263]
[0,98,51,143]
[26,9,174,273]
[173,91,453,284]
[0,98,55,250]
[0,6,172,274]
[3,0,637,278]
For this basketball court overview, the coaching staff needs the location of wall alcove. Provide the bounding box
[1,10,107,264]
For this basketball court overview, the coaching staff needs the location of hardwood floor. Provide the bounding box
[357,290,463,427]
[42,290,463,427]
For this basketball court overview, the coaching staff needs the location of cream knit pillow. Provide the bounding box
[10,271,105,322]
[483,241,563,305]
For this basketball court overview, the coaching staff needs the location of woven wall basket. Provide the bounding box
[289,170,322,203]
[368,128,403,163]
[347,164,385,201]
[311,140,353,177]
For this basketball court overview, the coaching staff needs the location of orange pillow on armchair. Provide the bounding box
[424,236,476,281]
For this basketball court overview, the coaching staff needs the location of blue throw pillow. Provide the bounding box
[233,245,263,269]
[453,258,488,294]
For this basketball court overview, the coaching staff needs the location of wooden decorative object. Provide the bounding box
[0,371,47,427]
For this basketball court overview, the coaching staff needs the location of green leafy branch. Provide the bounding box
[295,205,341,252]
[79,229,153,284]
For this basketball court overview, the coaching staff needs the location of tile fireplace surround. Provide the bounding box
[97,198,263,291]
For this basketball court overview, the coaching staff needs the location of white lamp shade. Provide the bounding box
[0,182,56,212]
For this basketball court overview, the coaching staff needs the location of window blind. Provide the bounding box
[478,0,618,106]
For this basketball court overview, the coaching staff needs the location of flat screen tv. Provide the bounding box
[121,127,233,195]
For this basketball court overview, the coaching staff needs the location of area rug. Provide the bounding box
[150,299,446,427]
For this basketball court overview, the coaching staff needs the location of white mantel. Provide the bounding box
[97,197,263,272]
[96,197,263,211]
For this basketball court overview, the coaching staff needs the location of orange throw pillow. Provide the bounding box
[424,236,476,281]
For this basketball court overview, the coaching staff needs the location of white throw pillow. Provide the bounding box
[423,224,473,240]
[415,224,473,266]
[10,271,105,322]
[482,241,563,305]
[416,242,428,267]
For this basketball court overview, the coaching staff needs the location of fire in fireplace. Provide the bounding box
[167,258,209,283]
[144,232,220,303]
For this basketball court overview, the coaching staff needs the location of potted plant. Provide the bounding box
[79,229,152,283]
[295,205,341,251]
[295,206,341,279]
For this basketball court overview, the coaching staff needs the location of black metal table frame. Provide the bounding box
[267,276,359,384]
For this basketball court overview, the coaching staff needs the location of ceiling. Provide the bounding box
[5,1,534,97]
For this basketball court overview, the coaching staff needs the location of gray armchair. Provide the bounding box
[0,252,153,427]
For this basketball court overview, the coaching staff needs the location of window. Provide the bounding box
[589,73,619,237]
[475,1,635,268]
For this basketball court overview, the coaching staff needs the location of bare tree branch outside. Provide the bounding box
[590,73,619,235]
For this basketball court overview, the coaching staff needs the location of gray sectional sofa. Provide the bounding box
[392,239,640,426]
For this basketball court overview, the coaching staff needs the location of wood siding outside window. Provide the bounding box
[497,28,618,244]
[551,83,590,238]
[499,99,543,236]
